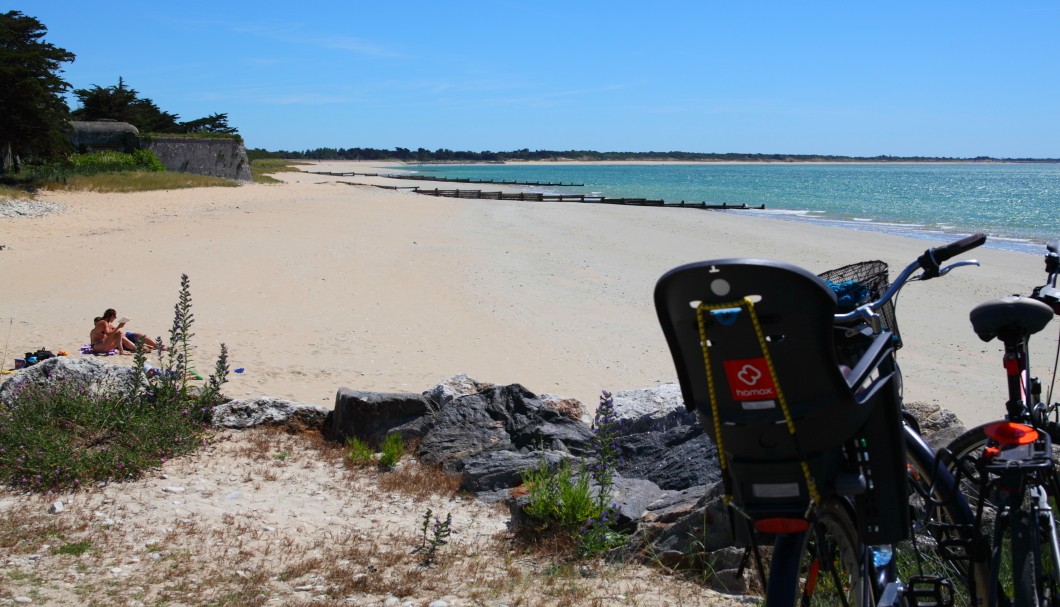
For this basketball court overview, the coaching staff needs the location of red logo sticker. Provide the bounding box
[723,358,777,401]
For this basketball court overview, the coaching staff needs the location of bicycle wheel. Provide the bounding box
[1010,505,1041,607]
[945,425,1060,607]
[900,427,991,607]
[767,497,870,607]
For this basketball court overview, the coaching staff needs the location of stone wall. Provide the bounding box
[146,136,252,182]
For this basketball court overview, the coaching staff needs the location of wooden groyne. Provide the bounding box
[327,173,764,209]
[410,187,763,209]
[307,170,583,187]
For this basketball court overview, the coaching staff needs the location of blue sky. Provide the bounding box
[20,1,1060,157]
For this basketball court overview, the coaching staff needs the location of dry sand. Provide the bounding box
[1,160,1052,427]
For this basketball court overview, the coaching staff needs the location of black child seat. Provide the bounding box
[655,258,906,543]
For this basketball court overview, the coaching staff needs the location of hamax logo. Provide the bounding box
[722,358,777,400]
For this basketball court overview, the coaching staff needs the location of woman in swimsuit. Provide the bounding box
[90,308,159,354]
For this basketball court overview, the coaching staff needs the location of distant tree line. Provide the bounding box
[247,147,1059,164]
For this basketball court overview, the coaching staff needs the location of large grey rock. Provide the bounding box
[0,357,135,406]
[615,423,719,491]
[331,388,436,443]
[611,383,697,433]
[213,398,329,433]
[418,384,593,466]
[603,383,720,491]
[459,449,569,492]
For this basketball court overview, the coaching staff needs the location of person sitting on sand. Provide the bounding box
[90,308,159,354]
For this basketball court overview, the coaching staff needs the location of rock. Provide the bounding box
[631,483,733,558]
[904,400,965,435]
[418,384,593,466]
[0,357,136,406]
[422,374,494,408]
[458,449,568,492]
[638,485,706,526]
[213,397,329,433]
[49,501,64,514]
[330,389,435,443]
[615,417,720,491]
[904,401,967,449]
[611,383,696,433]
[610,476,665,528]
[428,601,449,607]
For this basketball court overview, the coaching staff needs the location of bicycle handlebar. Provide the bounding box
[917,233,988,280]
[834,233,988,324]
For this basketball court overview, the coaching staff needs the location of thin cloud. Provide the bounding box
[233,22,404,58]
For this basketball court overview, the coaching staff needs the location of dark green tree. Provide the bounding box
[178,112,238,135]
[0,11,76,173]
[71,77,181,132]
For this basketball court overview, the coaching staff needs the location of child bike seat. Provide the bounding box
[970,295,1055,343]
[655,259,899,519]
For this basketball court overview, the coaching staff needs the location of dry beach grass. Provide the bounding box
[0,427,749,606]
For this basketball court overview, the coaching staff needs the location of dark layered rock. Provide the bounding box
[459,449,569,493]
[330,389,436,443]
[610,385,720,491]
[418,383,593,468]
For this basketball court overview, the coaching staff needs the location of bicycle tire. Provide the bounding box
[1010,506,1041,607]
[767,497,869,607]
[900,426,991,607]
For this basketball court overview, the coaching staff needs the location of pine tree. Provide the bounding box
[0,11,76,173]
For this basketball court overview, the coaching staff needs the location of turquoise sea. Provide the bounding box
[404,163,1060,255]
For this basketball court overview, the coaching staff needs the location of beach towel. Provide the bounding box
[81,344,117,356]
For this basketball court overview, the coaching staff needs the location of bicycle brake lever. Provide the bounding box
[937,259,981,277]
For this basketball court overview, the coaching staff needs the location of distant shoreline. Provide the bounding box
[406,159,1060,166]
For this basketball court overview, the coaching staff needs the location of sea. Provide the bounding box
[403,163,1060,255]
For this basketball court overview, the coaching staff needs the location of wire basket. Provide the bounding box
[818,260,902,368]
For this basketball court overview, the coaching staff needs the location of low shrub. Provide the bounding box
[0,274,228,491]
[379,433,406,468]
[0,373,210,491]
[519,391,627,557]
[345,437,375,466]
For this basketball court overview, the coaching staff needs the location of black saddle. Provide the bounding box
[969,295,1054,343]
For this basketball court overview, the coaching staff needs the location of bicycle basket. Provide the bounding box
[818,260,902,368]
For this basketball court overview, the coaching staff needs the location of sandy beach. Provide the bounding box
[1,161,1053,427]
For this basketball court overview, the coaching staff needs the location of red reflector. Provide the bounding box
[755,517,810,534]
[984,421,1039,446]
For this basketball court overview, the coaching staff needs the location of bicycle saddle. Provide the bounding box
[969,295,1054,342]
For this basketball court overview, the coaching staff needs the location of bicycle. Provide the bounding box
[943,241,1060,607]
[655,234,992,607]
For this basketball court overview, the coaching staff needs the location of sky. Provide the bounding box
[16,1,1060,158]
